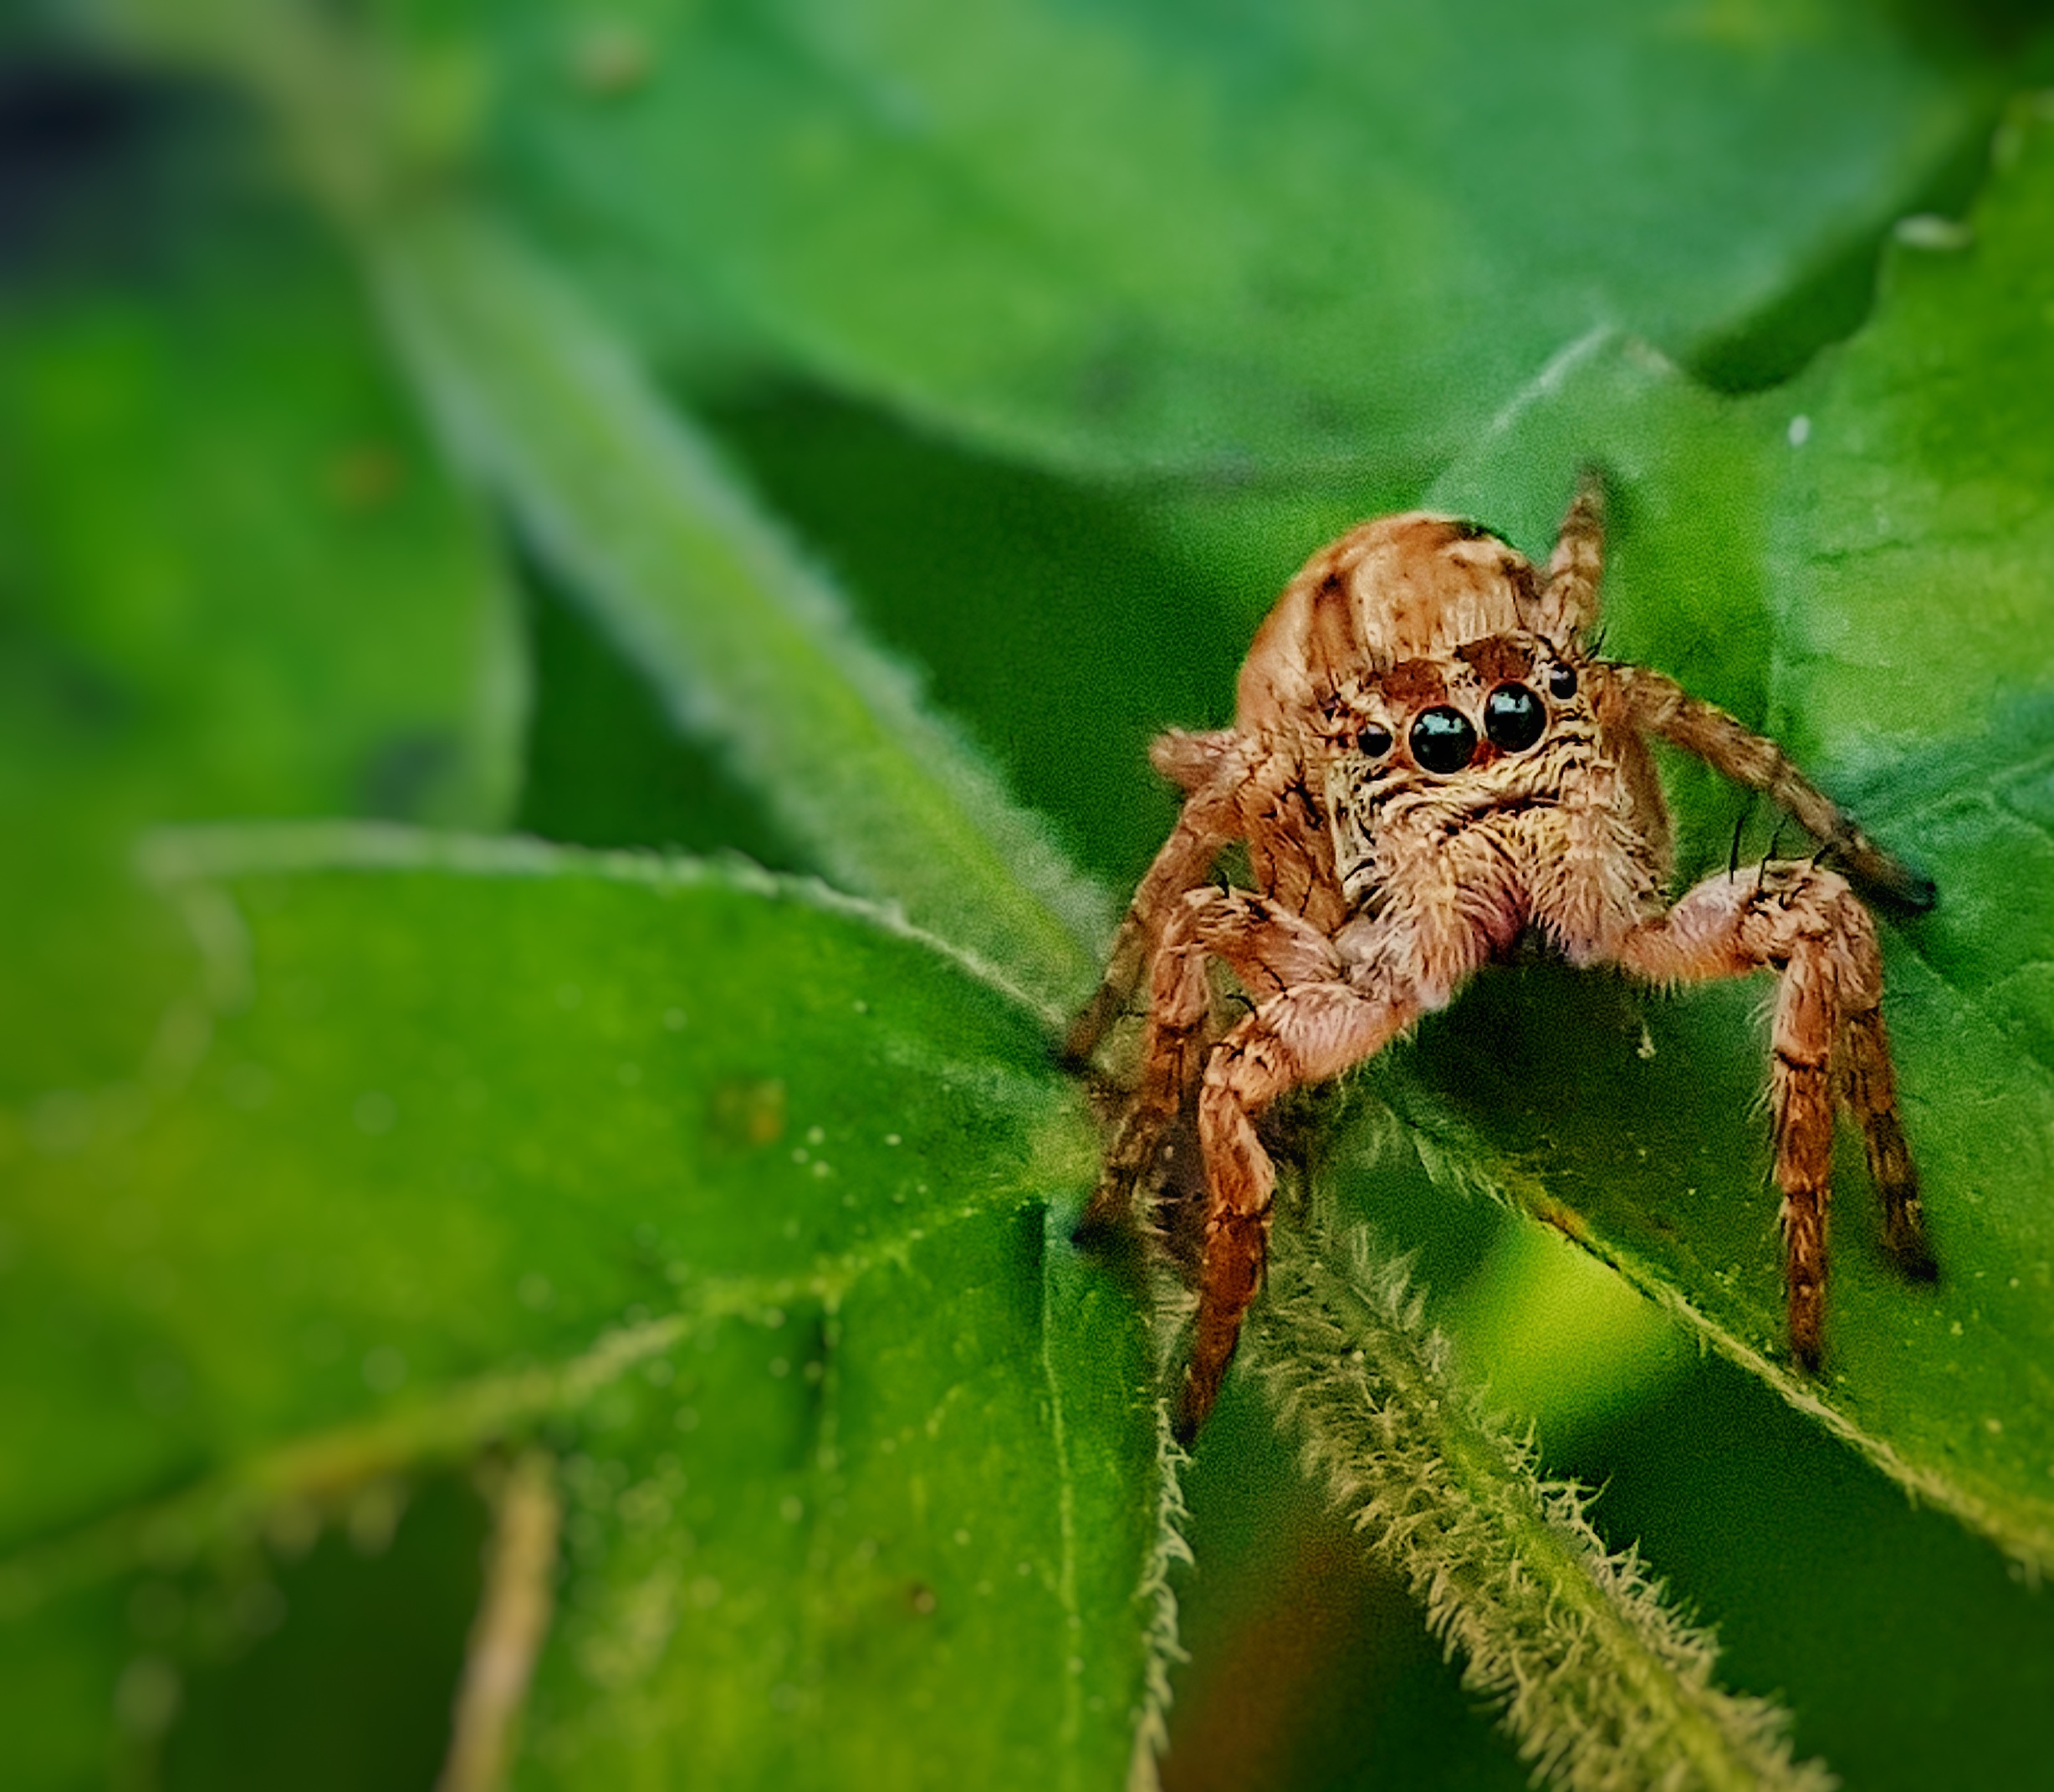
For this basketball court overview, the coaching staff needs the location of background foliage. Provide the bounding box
[4,2,2054,1787]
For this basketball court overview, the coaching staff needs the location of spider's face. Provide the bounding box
[1341,632,1591,791]
[1321,631,1597,906]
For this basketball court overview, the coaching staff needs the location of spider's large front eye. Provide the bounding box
[1484,683,1546,753]
[1409,706,1478,774]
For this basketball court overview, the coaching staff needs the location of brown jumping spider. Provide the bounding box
[1067,478,1938,1442]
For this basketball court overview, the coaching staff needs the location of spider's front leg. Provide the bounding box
[1083,886,1343,1234]
[1182,967,1420,1441]
[1609,665,1937,912]
[1621,863,1935,1369]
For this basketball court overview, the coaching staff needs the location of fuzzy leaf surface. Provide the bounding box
[376,208,1109,1013]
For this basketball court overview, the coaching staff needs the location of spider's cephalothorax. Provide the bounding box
[1067,482,1938,1442]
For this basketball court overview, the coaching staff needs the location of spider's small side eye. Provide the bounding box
[1548,665,1579,701]
[1410,706,1478,774]
[1357,723,1393,758]
[1484,683,1546,753]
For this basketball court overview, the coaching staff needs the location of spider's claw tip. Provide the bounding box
[1849,843,1938,913]
[1070,1208,1119,1250]
[1894,870,1939,915]
[1173,1366,1226,1446]
[1891,1238,1941,1284]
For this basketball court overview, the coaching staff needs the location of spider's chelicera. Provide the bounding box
[1067,479,1939,1442]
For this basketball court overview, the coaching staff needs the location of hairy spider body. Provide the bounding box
[1070,483,1937,1442]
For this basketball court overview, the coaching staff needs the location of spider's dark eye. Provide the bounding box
[1484,683,1546,753]
[1548,664,1579,701]
[1357,723,1393,758]
[1409,706,1478,774]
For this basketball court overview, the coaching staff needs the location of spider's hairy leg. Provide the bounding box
[1536,466,1606,643]
[1843,1006,1939,1279]
[1621,864,1924,1369]
[1241,748,1345,933]
[1062,741,1250,1069]
[1181,972,1419,1442]
[1084,888,1342,1235]
[1609,664,1937,911]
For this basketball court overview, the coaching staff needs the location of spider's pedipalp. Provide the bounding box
[1150,728,1238,796]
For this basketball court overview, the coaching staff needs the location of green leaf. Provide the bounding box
[375,207,1110,1013]
[455,0,2000,477]
[0,831,1164,1789]
[512,564,810,869]
[1372,99,2054,1572]
[0,125,522,1098]
[1770,102,2054,773]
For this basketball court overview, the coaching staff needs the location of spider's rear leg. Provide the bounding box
[1082,887,1341,1238]
[1622,863,1930,1369]
[1182,972,1418,1442]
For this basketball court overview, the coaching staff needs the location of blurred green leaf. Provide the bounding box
[161,1474,488,1792]
[0,834,1163,1789]
[452,0,2003,477]
[0,125,523,1098]
[698,388,1250,891]
[376,207,1111,1012]
[513,560,809,868]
